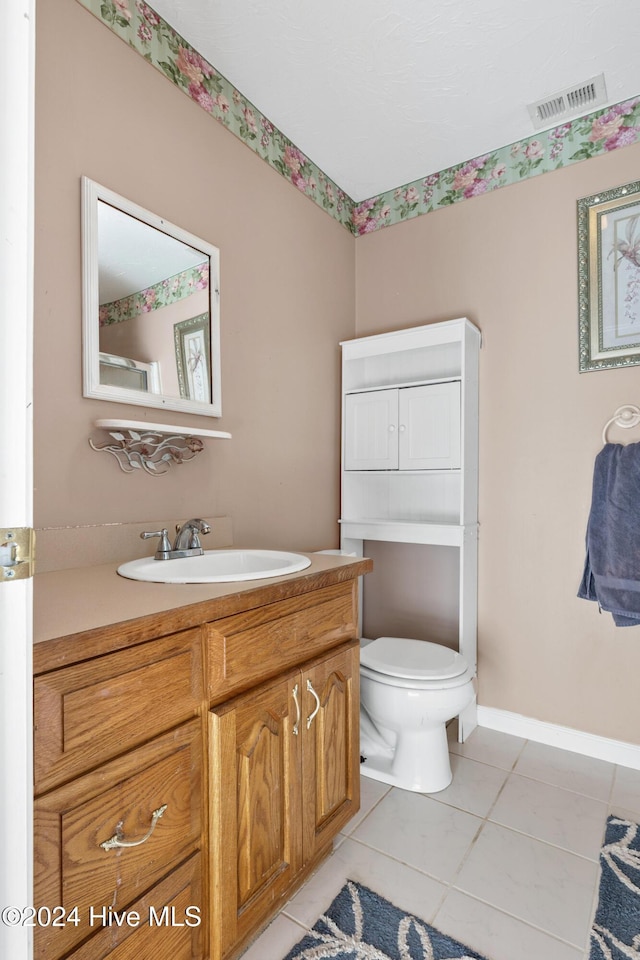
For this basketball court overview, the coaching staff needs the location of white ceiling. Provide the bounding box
[150,0,640,202]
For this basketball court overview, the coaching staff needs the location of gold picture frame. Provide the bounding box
[578,179,640,371]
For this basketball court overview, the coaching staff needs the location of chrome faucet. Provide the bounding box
[141,518,211,560]
[173,518,211,552]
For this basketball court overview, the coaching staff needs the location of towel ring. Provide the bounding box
[602,404,640,444]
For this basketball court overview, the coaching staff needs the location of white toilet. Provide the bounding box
[359,636,475,794]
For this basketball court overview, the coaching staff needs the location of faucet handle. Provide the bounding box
[140,528,172,560]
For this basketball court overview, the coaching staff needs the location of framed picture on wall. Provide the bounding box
[174,313,211,402]
[578,178,640,371]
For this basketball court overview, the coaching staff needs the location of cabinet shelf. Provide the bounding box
[345,375,461,395]
[339,517,474,547]
[345,468,461,476]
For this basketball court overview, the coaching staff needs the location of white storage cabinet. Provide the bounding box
[344,382,461,472]
[339,318,480,739]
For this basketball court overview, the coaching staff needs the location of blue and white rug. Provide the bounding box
[283,818,640,960]
[590,816,640,960]
[283,880,487,960]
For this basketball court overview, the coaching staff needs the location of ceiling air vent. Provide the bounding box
[527,73,607,130]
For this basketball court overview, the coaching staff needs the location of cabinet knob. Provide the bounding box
[388,424,396,433]
[398,424,406,433]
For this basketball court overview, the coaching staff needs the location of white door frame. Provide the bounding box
[0,2,35,958]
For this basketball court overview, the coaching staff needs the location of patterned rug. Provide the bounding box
[589,816,640,959]
[283,880,487,960]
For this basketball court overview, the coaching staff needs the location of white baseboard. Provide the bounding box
[477,705,640,770]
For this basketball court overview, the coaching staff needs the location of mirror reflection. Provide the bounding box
[82,178,221,417]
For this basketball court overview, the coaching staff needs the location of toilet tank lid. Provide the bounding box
[361,637,469,680]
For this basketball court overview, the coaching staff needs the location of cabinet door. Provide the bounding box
[398,382,461,470]
[344,389,398,470]
[302,642,360,861]
[209,672,302,959]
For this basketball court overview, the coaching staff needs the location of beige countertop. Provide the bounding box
[33,552,372,673]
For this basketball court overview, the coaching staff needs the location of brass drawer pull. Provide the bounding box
[100,803,167,851]
[306,679,320,729]
[292,683,300,736]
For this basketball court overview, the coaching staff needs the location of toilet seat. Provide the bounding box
[360,637,473,690]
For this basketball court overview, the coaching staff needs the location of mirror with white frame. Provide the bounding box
[82,177,221,417]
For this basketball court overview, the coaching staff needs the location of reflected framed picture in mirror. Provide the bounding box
[82,177,221,416]
[174,314,211,403]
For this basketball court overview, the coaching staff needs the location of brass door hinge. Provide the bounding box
[0,527,36,581]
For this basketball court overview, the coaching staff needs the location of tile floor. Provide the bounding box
[240,726,640,960]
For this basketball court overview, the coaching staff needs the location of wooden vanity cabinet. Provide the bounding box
[33,566,366,960]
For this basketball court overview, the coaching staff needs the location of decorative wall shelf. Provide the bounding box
[89,419,231,476]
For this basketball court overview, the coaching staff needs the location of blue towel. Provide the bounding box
[578,442,640,626]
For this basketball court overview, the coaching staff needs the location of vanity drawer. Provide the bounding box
[34,720,203,960]
[206,580,357,702]
[64,855,203,960]
[34,628,203,791]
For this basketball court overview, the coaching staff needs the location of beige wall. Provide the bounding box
[34,0,355,553]
[355,143,640,744]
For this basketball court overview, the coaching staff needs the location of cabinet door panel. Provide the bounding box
[236,707,291,904]
[345,390,398,470]
[303,642,360,860]
[209,674,302,957]
[398,382,461,470]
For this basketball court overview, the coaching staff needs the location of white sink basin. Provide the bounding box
[117,549,312,584]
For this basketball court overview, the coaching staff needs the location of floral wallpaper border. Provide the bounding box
[79,0,640,238]
[352,99,640,235]
[80,0,352,231]
[99,262,209,326]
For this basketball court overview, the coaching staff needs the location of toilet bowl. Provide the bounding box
[359,636,475,794]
